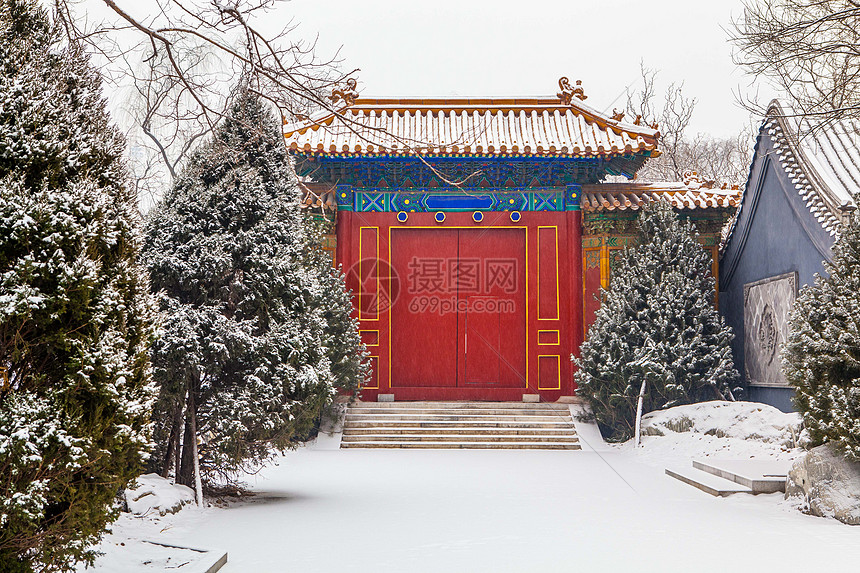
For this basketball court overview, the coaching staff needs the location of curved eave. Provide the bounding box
[581,183,741,213]
[288,148,658,161]
[283,97,660,160]
[284,98,660,137]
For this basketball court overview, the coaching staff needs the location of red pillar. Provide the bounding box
[569,210,583,392]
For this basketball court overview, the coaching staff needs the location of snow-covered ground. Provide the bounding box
[84,404,860,573]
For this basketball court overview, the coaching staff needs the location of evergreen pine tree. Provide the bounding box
[143,88,364,485]
[302,217,369,394]
[783,213,860,461]
[574,200,739,441]
[0,1,155,571]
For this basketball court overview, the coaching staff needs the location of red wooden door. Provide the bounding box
[458,229,526,388]
[390,227,526,390]
[390,228,459,387]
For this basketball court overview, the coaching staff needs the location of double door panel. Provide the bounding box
[390,228,526,388]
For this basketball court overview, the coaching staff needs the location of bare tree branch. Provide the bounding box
[54,1,494,205]
[730,0,860,130]
[622,63,752,186]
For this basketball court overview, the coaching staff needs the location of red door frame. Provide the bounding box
[338,209,582,401]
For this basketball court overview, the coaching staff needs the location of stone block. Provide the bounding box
[786,444,860,525]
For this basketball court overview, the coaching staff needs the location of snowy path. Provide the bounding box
[105,444,860,573]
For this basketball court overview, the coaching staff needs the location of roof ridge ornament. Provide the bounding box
[557,77,587,104]
[329,78,359,107]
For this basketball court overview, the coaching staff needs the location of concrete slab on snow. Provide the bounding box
[693,459,791,493]
[665,466,753,497]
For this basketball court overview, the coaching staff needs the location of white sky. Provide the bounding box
[282,0,766,138]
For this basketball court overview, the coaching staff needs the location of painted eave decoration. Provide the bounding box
[283,78,661,160]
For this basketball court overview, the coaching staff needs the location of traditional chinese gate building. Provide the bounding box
[287,81,739,402]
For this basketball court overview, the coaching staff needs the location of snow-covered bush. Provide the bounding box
[124,474,195,517]
[574,200,739,441]
[783,212,860,462]
[142,88,366,486]
[640,400,801,448]
[0,1,155,570]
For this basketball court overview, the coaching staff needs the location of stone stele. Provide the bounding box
[786,444,860,525]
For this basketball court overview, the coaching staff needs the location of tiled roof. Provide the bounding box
[284,98,660,159]
[581,178,741,213]
[789,110,860,209]
[725,100,858,245]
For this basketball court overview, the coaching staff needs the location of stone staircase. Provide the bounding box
[666,459,792,496]
[340,401,581,449]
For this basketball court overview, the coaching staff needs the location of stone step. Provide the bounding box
[341,441,582,450]
[692,460,790,494]
[346,407,571,416]
[345,414,572,423]
[345,420,576,430]
[348,401,571,410]
[341,433,580,443]
[665,466,753,497]
[343,427,578,436]
[340,401,580,450]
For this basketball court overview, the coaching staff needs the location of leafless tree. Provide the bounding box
[730,0,860,129]
[621,62,753,187]
[50,0,361,202]
[51,1,483,203]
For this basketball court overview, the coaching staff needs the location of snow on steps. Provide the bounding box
[341,401,581,450]
[666,459,792,497]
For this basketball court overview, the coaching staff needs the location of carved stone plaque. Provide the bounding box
[743,272,797,387]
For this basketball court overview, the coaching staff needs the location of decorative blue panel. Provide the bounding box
[335,185,354,211]
[389,192,428,212]
[292,155,612,188]
[344,187,582,213]
[532,192,561,211]
[495,192,530,211]
[565,185,581,211]
[424,194,495,210]
[358,192,387,212]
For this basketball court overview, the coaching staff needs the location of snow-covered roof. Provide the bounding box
[581,177,741,213]
[283,97,660,159]
[727,101,859,243]
[791,112,860,209]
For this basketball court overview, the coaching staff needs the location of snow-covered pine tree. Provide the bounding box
[574,200,739,441]
[301,217,369,394]
[0,1,155,571]
[783,212,860,462]
[143,87,364,486]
